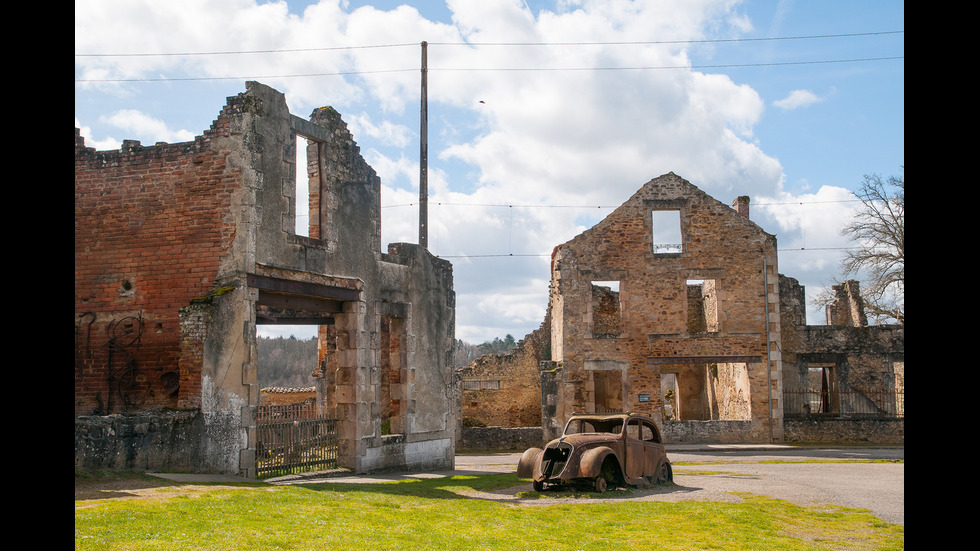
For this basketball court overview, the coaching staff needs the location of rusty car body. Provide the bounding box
[517,413,672,492]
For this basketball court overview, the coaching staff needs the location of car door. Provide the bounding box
[638,419,666,477]
[624,419,646,480]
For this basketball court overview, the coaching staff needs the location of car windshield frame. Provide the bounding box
[562,417,626,436]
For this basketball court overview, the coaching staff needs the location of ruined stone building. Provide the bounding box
[75,82,457,476]
[461,172,903,445]
[778,277,904,442]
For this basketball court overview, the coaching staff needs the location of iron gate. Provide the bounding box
[256,403,338,477]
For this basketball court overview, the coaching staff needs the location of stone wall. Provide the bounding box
[452,177,902,447]
[779,276,904,429]
[74,410,204,472]
[459,316,550,428]
[458,426,546,452]
[663,420,766,444]
[784,417,904,445]
[75,82,457,476]
[547,173,782,442]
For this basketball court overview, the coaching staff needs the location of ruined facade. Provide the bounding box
[779,278,904,443]
[460,172,903,445]
[75,82,457,475]
[458,314,552,429]
[544,173,782,442]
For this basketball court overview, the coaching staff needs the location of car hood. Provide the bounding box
[548,433,619,448]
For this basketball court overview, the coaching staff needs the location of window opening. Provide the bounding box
[256,325,318,392]
[652,210,682,254]
[806,364,838,414]
[641,420,661,443]
[591,281,621,337]
[380,316,407,435]
[661,373,678,420]
[686,279,720,332]
[462,380,501,391]
[626,419,641,439]
[254,323,336,477]
[592,370,623,413]
[295,138,310,237]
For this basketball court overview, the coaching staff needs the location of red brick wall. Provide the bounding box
[74,112,241,415]
[259,389,317,406]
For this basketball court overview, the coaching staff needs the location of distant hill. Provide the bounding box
[256,335,318,389]
[257,333,517,387]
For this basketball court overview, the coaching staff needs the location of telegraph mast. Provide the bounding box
[419,41,428,249]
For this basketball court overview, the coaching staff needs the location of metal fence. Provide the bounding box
[783,389,904,418]
[256,404,338,477]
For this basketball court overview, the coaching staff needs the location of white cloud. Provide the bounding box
[753,185,860,323]
[79,0,871,339]
[76,118,122,151]
[773,89,823,111]
[347,114,414,148]
[99,110,196,145]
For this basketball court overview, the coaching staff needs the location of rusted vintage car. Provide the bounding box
[517,413,672,492]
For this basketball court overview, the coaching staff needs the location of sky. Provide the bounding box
[75,0,904,344]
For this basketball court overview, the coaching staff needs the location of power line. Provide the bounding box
[436,253,551,258]
[75,68,416,83]
[432,245,861,260]
[75,56,901,83]
[74,31,903,58]
[75,29,902,83]
[381,197,863,209]
[74,42,418,57]
[432,57,902,73]
[382,202,619,209]
[431,30,904,47]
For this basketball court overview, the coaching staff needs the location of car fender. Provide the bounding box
[516,447,543,479]
[578,446,617,479]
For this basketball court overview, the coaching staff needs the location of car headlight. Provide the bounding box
[540,441,573,478]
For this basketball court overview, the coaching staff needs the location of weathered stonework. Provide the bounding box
[458,315,551,428]
[75,82,456,475]
[779,276,904,441]
[546,173,781,442]
[259,388,316,406]
[461,173,903,446]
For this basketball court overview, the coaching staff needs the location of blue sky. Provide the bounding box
[75,0,904,343]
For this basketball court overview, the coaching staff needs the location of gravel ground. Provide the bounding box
[80,447,903,525]
[451,448,904,525]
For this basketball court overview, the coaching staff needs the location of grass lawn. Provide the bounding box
[75,473,903,550]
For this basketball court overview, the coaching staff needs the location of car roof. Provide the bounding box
[568,412,654,422]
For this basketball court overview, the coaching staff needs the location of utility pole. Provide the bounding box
[419,41,428,249]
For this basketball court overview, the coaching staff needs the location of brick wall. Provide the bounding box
[259,388,317,406]
[74,104,242,416]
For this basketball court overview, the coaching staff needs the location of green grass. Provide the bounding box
[75,473,903,550]
[674,459,904,465]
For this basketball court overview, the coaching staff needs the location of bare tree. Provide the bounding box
[840,167,904,323]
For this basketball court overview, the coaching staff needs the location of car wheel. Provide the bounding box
[655,460,672,484]
[593,476,607,493]
[533,480,545,492]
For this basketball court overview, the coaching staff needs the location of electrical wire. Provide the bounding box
[75,31,903,57]
[75,43,419,57]
[380,198,863,209]
[75,30,902,83]
[75,56,901,83]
